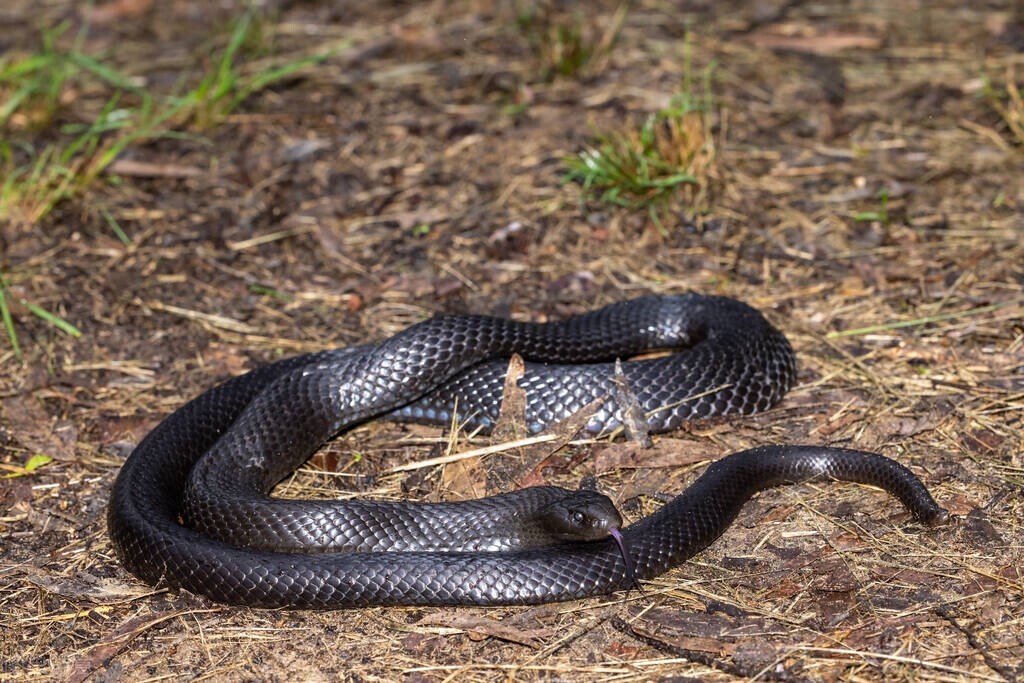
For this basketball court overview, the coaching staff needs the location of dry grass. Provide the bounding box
[565,93,718,226]
[1,0,1023,681]
[985,65,1024,148]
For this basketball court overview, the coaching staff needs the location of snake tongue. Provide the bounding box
[608,527,642,593]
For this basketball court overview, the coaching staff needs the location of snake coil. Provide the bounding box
[107,294,945,607]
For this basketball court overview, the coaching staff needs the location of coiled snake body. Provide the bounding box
[107,294,946,607]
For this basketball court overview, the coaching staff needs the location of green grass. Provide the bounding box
[564,44,717,228]
[1,94,176,227]
[0,272,82,362]
[854,188,891,225]
[0,21,142,131]
[515,1,627,81]
[0,19,164,225]
[0,9,335,225]
[0,8,339,361]
[0,280,19,361]
[176,8,334,130]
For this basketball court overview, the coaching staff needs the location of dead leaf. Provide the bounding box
[417,612,552,648]
[615,469,673,503]
[610,358,652,447]
[81,0,153,24]
[22,567,156,604]
[437,360,533,499]
[65,608,213,683]
[0,477,32,512]
[591,438,718,474]
[515,397,606,488]
[744,28,881,55]
[961,428,1006,454]
[612,612,744,673]
[491,354,528,443]
[97,413,157,449]
[0,394,76,461]
[439,456,487,501]
[106,158,205,178]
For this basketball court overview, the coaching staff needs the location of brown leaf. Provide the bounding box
[610,358,652,447]
[744,29,882,55]
[888,568,943,586]
[0,477,32,513]
[491,354,528,443]
[417,612,552,648]
[96,413,155,449]
[590,438,718,474]
[0,394,76,461]
[22,567,154,604]
[65,608,209,683]
[802,558,859,592]
[439,456,488,501]
[105,158,205,178]
[515,397,606,488]
[618,608,747,653]
[961,428,1006,454]
[615,469,673,504]
[81,0,153,24]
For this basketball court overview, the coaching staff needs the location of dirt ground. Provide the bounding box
[2,0,1023,680]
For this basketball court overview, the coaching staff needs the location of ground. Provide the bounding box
[1,0,1023,681]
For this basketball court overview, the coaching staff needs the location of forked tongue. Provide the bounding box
[609,527,643,593]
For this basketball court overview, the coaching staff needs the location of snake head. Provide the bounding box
[541,489,623,542]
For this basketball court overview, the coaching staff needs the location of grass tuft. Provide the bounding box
[178,8,333,129]
[0,272,81,362]
[0,9,335,227]
[0,8,338,361]
[515,1,627,81]
[564,49,717,229]
[0,21,142,132]
[1,94,175,227]
[983,66,1024,148]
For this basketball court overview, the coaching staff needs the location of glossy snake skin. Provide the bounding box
[107,294,945,607]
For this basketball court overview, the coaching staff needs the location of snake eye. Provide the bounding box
[572,510,586,526]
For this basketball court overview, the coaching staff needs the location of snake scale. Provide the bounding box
[107,294,946,607]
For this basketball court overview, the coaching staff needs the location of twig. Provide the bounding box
[936,606,1017,682]
[610,616,802,682]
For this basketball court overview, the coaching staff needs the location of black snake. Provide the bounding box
[107,294,946,607]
